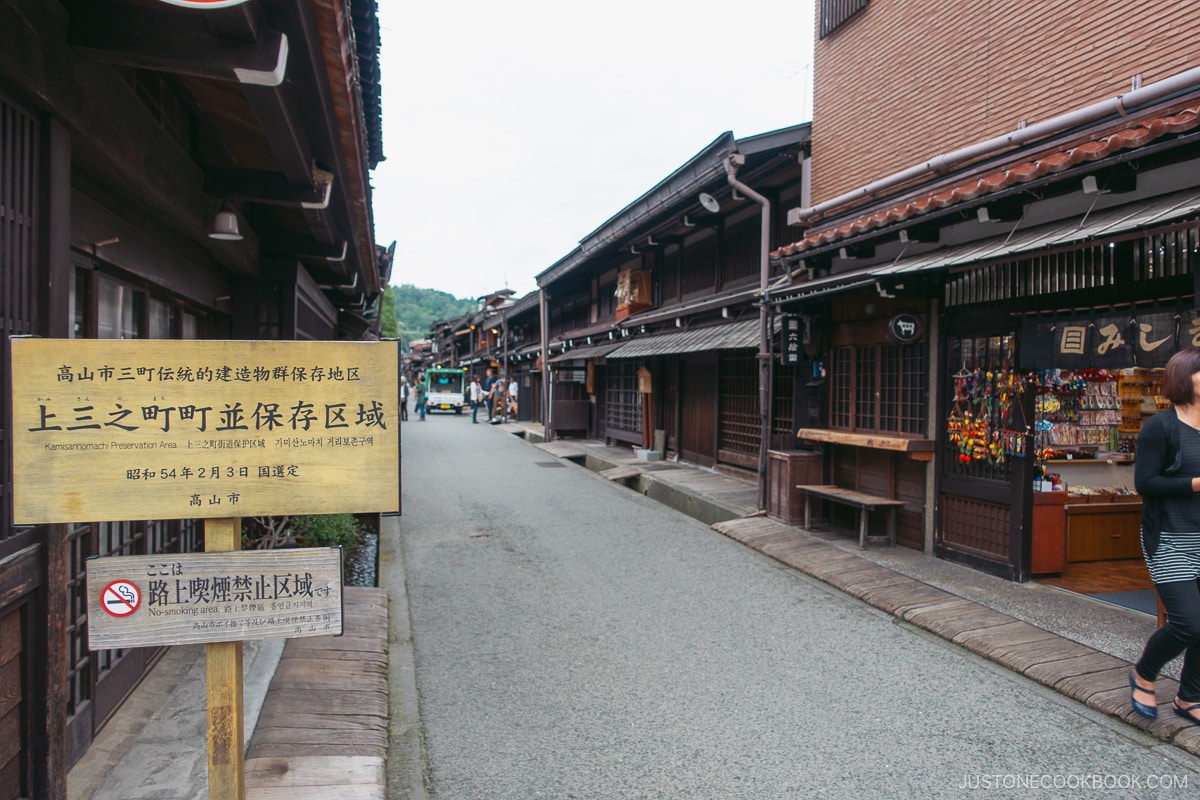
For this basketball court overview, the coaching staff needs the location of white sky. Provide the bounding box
[371,1,815,302]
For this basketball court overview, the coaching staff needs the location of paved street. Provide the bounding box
[395,414,1200,799]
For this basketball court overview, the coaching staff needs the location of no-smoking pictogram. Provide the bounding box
[101,580,141,617]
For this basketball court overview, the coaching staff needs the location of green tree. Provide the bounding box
[379,285,399,339]
[391,283,475,347]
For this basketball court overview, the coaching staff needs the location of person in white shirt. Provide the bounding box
[468,376,484,424]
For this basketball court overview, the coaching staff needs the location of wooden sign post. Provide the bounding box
[10,338,400,800]
[206,518,244,800]
[637,366,653,450]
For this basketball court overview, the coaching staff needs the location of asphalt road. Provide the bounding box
[396,413,1200,799]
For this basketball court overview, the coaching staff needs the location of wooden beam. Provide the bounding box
[238,82,339,244]
[260,232,348,263]
[69,3,287,86]
[796,427,936,453]
[205,167,333,209]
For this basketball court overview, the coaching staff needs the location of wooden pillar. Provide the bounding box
[205,518,244,800]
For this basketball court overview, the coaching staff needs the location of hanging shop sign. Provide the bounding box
[781,315,803,365]
[887,311,924,344]
[1018,308,1199,370]
[637,366,653,394]
[86,548,343,649]
[10,338,399,524]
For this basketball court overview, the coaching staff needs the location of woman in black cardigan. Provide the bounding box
[1131,348,1200,724]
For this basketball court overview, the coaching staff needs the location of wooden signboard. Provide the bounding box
[86,548,344,649]
[637,366,652,394]
[10,338,399,524]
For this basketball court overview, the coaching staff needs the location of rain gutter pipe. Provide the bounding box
[789,65,1200,225]
[723,154,772,512]
[540,288,551,441]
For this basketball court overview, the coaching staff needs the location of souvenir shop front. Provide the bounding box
[940,289,1196,611]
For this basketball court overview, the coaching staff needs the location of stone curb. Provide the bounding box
[711,517,1200,757]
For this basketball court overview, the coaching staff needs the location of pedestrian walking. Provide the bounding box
[506,374,518,422]
[414,375,427,421]
[399,379,409,421]
[1130,347,1200,725]
[468,375,484,423]
[488,372,505,424]
[482,367,499,423]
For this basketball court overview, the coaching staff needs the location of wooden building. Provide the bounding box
[493,291,542,423]
[536,125,810,500]
[771,1,1200,580]
[0,1,386,796]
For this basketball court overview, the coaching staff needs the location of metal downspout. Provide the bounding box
[502,313,509,409]
[539,288,552,441]
[724,155,772,511]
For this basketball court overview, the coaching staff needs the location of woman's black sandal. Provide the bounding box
[1129,671,1157,719]
[1174,699,1200,726]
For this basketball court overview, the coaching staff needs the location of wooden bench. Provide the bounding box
[797,484,905,548]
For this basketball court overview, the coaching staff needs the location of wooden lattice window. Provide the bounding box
[829,348,853,428]
[819,0,869,38]
[1,96,39,540]
[772,362,796,438]
[830,343,927,434]
[65,524,92,720]
[605,361,642,435]
[719,351,759,458]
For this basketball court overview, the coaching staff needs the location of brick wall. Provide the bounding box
[811,0,1200,205]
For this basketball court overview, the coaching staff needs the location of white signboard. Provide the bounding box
[86,548,344,649]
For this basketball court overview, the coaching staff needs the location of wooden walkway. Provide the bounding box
[246,586,389,800]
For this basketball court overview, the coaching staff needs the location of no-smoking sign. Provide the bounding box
[101,580,141,618]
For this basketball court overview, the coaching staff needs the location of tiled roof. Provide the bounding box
[772,102,1200,262]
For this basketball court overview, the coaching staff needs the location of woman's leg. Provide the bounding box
[1136,578,1200,699]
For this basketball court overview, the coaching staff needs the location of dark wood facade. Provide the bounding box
[536,126,812,494]
[0,2,387,796]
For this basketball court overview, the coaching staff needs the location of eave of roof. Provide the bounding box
[773,100,1200,265]
[500,290,540,318]
[312,0,380,296]
[770,185,1200,305]
[616,285,761,328]
[536,132,737,287]
[537,125,814,290]
[607,318,766,359]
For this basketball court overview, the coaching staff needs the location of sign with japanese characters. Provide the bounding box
[86,548,343,649]
[10,338,399,524]
[1018,308,1196,369]
[781,315,802,365]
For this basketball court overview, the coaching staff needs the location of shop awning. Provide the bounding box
[774,187,1200,302]
[512,343,542,358]
[607,318,766,359]
[547,340,624,363]
[880,187,1200,279]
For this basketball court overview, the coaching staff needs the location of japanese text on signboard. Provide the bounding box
[11,339,400,523]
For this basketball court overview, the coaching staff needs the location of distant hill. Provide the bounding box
[392,283,475,345]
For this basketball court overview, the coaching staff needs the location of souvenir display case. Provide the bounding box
[1031,368,1161,563]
